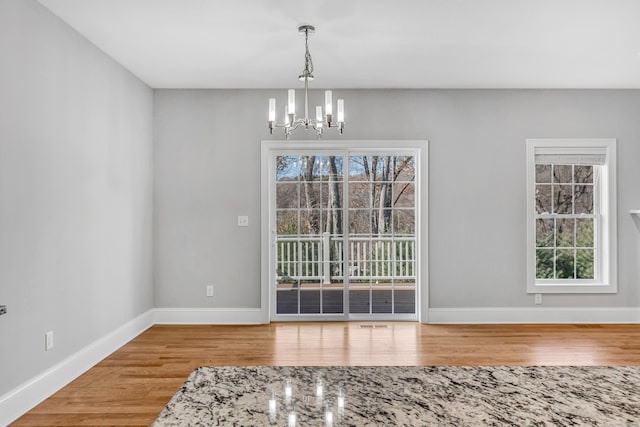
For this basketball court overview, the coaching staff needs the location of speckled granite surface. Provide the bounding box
[152,366,640,426]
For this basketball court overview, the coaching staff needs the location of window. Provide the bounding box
[526,139,617,293]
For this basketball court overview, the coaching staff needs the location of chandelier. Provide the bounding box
[268,25,344,138]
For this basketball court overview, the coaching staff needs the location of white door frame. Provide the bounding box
[260,140,429,323]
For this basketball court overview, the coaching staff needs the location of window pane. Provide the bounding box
[395,242,414,276]
[277,210,298,235]
[348,156,367,178]
[365,156,388,181]
[536,249,554,279]
[349,209,371,235]
[553,185,573,214]
[322,289,343,313]
[276,183,299,209]
[535,185,551,214]
[328,156,344,179]
[329,261,343,279]
[349,289,370,313]
[393,183,415,208]
[395,259,414,278]
[574,184,593,214]
[555,249,575,279]
[300,290,321,314]
[276,156,299,181]
[393,209,415,235]
[536,164,551,183]
[376,209,393,234]
[574,165,593,183]
[376,156,394,182]
[300,210,321,235]
[394,156,416,182]
[553,165,573,183]
[394,287,415,314]
[300,156,321,181]
[536,219,554,247]
[576,249,594,279]
[277,251,298,282]
[276,289,298,314]
[359,182,386,208]
[350,239,372,280]
[348,182,370,208]
[370,246,389,277]
[320,182,343,210]
[372,289,393,313]
[316,156,330,181]
[556,218,575,247]
[299,240,319,277]
[300,182,321,209]
[576,218,594,247]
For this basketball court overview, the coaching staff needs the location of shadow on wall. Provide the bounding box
[632,213,640,232]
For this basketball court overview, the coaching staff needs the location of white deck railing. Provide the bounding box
[276,233,415,283]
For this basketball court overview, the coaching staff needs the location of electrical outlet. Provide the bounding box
[237,216,249,227]
[535,294,542,305]
[206,285,214,297]
[45,331,54,351]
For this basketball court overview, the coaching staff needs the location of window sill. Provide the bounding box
[527,282,617,294]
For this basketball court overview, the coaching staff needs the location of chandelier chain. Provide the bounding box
[303,28,313,76]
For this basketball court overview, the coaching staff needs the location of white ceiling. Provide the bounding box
[39,0,640,89]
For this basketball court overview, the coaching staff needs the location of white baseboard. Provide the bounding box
[428,307,640,324]
[0,310,154,427]
[152,307,265,324]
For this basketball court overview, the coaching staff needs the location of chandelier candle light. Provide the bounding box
[268,25,344,138]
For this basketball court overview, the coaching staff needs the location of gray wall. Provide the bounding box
[154,89,640,309]
[0,0,154,395]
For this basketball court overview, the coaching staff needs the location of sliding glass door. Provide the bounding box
[346,154,416,319]
[274,154,346,316]
[265,143,424,321]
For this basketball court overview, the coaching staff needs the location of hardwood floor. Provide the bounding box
[12,322,640,426]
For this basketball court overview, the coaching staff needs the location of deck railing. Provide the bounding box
[276,233,415,283]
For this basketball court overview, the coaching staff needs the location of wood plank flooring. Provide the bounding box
[11,322,640,426]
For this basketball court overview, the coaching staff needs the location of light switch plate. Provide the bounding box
[237,216,249,227]
[45,331,54,351]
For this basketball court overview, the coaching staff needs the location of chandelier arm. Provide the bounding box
[271,119,306,128]
[289,121,305,131]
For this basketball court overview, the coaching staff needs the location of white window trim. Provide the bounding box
[526,138,617,294]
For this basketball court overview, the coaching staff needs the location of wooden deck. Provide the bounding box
[276,287,416,314]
